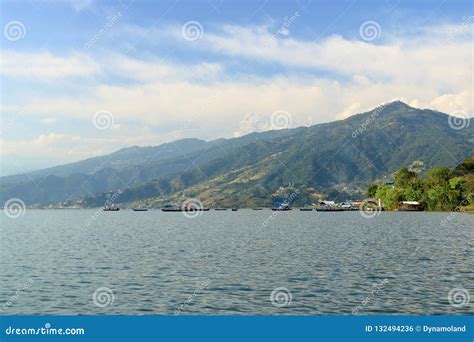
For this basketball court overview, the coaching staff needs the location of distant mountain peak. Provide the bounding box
[381,100,412,110]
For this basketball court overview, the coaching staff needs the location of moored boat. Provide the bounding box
[315,207,344,212]
[162,207,210,212]
[272,206,292,211]
[299,208,312,211]
[133,208,148,211]
[103,207,120,211]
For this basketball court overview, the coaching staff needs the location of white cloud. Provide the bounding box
[1,22,472,171]
[0,51,100,80]
[34,132,82,146]
[200,24,471,92]
[106,55,223,82]
[40,117,57,124]
[234,113,272,137]
[66,0,93,12]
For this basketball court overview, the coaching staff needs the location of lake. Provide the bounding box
[1,209,473,315]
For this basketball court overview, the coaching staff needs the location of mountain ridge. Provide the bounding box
[1,101,472,206]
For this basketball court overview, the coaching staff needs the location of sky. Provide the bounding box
[0,0,472,175]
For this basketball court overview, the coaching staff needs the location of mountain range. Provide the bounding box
[1,101,472,207]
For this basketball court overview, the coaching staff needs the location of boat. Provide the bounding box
[272,207,292,211]
[315,207,344,212]
[299,208,312,211]
[133,208,148,211]
[162,207,210,212]
[103,207,120,211]
[214,208,228,211]
[340,202,358,211]
[231,207,238,211]
[252,208,263,210]
[272,203,291,211]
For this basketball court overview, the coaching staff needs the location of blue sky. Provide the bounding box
[1,0,472,175]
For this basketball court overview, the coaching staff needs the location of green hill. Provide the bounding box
[1,101,472,207]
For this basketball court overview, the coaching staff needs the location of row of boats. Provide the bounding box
[103,205,360,212]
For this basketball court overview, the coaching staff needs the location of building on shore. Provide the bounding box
[398,201,421,211]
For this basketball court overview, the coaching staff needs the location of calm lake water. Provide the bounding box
[1,209,473,315]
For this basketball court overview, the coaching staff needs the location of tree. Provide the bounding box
[426,166,452,185]
[366,184,379,198]
[394,167,416,188]
[375,185,403,210]
[449,177,465,191]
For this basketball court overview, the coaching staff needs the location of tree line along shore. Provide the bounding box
[366,156,473,212]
